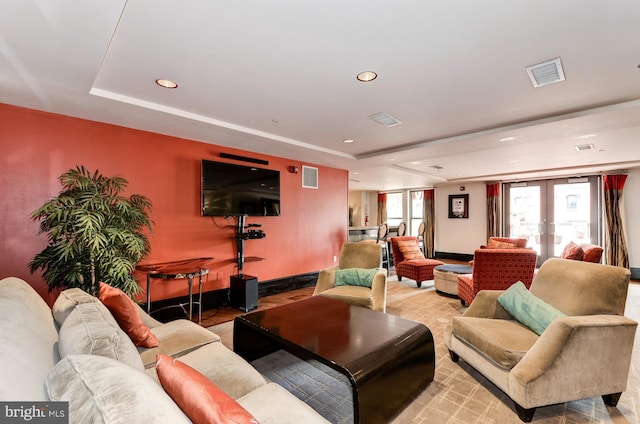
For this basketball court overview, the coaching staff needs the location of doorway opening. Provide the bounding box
[503,176,600,264]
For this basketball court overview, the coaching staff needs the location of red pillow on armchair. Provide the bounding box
[560,241,584,261]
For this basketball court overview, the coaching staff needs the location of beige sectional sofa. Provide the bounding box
[0,276,329,423]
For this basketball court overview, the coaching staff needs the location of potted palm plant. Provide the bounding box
[30,166,153,297]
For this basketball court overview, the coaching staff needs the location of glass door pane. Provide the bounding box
[550,179,598,257]
[506,183,543,258]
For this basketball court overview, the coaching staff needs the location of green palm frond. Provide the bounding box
[30,166,153,297]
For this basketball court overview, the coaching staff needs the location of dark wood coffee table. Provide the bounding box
[234,296,435,423]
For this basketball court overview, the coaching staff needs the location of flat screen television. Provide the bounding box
[201,160,281,216]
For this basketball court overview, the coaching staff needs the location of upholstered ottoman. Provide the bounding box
[395,258,445,288]
[433,264,472,296]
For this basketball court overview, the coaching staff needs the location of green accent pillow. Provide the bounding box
[498,281,567,335]
[335,268,379,288]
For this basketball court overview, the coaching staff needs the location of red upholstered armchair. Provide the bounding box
[390,237,444,288]
[458,248,537,306]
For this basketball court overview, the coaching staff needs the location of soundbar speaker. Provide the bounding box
[230,274,258,312]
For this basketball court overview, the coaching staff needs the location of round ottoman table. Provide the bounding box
[433,264,473,297]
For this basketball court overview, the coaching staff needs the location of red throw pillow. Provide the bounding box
[155,354,258,424]
[98,282,158,348]
[396,239,424,260]
[581,244,603,263]
[560,241,584,261]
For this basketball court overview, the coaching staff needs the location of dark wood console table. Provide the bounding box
[136,257,213,323]
[234,296,435,423]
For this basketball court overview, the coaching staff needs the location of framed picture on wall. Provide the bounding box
[448,194,469,219]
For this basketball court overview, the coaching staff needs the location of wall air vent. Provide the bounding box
[526,58,565,88]
[302,166,318,189]
[369,112,402,127]
[574,143,595,151]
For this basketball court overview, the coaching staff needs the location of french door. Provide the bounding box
[504,176,600,264]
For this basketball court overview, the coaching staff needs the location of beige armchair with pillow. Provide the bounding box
[443,258,637,422]
[313,243,387,312]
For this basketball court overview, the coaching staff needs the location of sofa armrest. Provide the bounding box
[313,266,338,295]
[370,269,388,312]
[135,303,163,329]
[463,290,513,320]
[509,315,637,407]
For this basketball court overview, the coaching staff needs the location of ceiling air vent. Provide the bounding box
[369,112,402,127]
[429,165,444,170]
[302,166,318,189]
[526,58,565,88]
[574,144,595,152]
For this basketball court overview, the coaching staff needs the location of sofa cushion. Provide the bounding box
[156,354,258,424]
[452,316,539,369]
[560,241,584,260]
[47,354,190,423]
[98,282,158,348]
[147,340,267,399]
[317,286,373,309]
[52,287,100,326]
[58,302,145,372]
[335,267,377,288]
[0,277,59,401]
[138,319,220,368]
[396,239,424,260]
[498,281,567,335]
[238,382,331,424]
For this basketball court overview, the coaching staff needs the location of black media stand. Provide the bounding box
[230,215,264,311]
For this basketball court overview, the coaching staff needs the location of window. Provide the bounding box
[410,191,424,236]
[385,192,403,227]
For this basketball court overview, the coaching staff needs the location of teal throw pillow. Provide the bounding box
[498,281,567,335]
[335,268,378,288]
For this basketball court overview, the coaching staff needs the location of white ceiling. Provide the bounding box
[2,0,640,191]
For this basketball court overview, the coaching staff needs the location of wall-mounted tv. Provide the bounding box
[201,160,280,216]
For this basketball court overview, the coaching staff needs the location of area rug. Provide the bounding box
[208,279,640,423]
[251,350,353,424]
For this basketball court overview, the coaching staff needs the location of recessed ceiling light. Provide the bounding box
[411,161,420,165]
[578,134,596,139]
[357,71,377,82]
[389,158,395,162]
[343,139,355,144]
[155,79,178,89]
[499,136,516,142]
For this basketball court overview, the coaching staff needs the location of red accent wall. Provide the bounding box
[0,103,348,305]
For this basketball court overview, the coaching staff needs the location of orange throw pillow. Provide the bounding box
[396,239,424,260]
[487,239,517,249]
[155,354,258,424]
[98,282,158,348]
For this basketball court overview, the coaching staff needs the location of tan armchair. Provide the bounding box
[444,258,637,422]
[313,243,387,312]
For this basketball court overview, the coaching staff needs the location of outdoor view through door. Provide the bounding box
[504,176,600,264]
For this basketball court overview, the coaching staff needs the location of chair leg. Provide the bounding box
[460,298,466,306]
[602,392,622,407]
[417,281,422,288]
[397,275,402,281]
[513,402,536,422]
[448,349,459,362]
